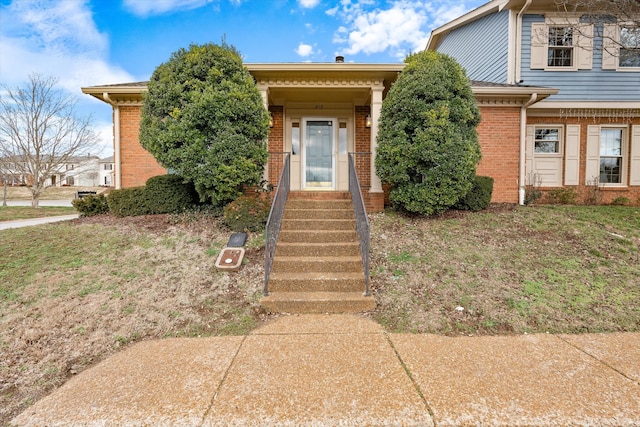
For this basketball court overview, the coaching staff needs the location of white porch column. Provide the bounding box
[369,85,384,194]
[259,85,269,184]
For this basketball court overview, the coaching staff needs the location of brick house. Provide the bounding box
[82,61,558,212]
[427,0,640,205]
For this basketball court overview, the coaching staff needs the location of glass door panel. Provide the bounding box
[304,120,334,188]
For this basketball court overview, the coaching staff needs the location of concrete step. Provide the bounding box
[275,242,360,257]
[286,199,353,210]
[288,191,351,200]
[279,229,357,244]
[260,292,375,314]
[282,218,355,231]
[272,256,362,273]
[268,272,366,292]
[284,208,354,220]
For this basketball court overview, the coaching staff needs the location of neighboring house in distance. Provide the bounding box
[46,155,101,187]
[1,155,101,187]
[82,62,558,211]
[99,156,115,187]
[427,0,640,204]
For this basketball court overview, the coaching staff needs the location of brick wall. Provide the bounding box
[268,106,284,184]
[476,106,522,203]
[528,116,640,205]
[119,106,166,188]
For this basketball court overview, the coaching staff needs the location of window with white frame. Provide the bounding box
[603,24,640,70]
[534,128,561,154]
[599,128,625,184]
[620,26,640,67]
[526,125,564,187]
[548,26,574,67]
[530,18,593,70]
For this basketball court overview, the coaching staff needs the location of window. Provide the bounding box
[530,19,592,70]
[291,122,300,155]
[338,122,347,155]
[620,26,640,68]
[526,125,565,187]
[534,128,560,154]
[599,128,624,184]
[103,163,113,170]
[548,26,574,67]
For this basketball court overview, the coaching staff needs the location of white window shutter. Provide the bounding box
[525,125,535,184]
[577,24,593,70]
[602,24,618,70]
[530,23,548,69]
[630,125,640,186]
[565,125,580,185]
[585,125,601,185]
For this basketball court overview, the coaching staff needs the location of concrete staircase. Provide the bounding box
[260,192,375,314]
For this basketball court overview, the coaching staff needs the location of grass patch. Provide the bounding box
[0,214,265,424]
[0,206,77,221]
[370,205,640,335]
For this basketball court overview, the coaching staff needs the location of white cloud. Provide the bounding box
[330,1,475,58]
[123,0,215,17]
[298,0,321,8]
[295,43,314,57]
[0,0,135,87]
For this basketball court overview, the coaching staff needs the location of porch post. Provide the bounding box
[259,85,269,184]
[369,85,384,194]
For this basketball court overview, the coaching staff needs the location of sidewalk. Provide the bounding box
[0,214,79,230]
[12,315,640,426]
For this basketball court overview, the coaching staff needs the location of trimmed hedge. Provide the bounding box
[454,175,494,211]
[72,194,109,217]
[223,195,271,232]
[107,187,150,217]
[144,174,198,214]
[106,174,198,217]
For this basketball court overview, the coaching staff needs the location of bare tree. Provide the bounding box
[552,0,640,59]
[0,74,99,208]
[0,157,9,207]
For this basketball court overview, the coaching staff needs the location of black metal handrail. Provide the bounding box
[348,152,370,296]
[264,153,290,296]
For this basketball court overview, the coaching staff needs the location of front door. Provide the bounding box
[303,119,335,189]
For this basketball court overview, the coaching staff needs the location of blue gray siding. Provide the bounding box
[521,15,640,101]
[436,10,509,83]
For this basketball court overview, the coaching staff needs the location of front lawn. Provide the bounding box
[1,205,639,423]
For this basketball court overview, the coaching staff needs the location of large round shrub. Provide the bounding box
[139,42,269,207]
[375,50,482,215]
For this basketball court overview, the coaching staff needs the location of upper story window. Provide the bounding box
[103,163,113,171]
[548,27,574,67]
[530,18,593,71]
[603,24,640,70]
[619,26,640,68]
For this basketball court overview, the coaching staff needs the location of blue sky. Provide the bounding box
[0,0,485,155]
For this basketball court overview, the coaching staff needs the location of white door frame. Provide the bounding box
[302,117,337,190]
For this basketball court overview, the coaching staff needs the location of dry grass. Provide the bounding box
[367,205,640,335]
[0,213,267,424]
[0,206,77,221]
[2,186,108,201]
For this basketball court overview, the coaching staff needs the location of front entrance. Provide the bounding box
[303,119,336,189]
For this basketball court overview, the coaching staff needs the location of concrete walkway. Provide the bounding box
[0,214,79,230]
[11,315,640,426]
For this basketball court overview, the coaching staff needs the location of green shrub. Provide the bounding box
[375,50,481,216]
[454,176,494,211]
[144,174,198,214]
[223,196,271,232]
[107,187,150,217]
[547,187,577,204]
[72,194,109,216]
[612,196,630,206]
